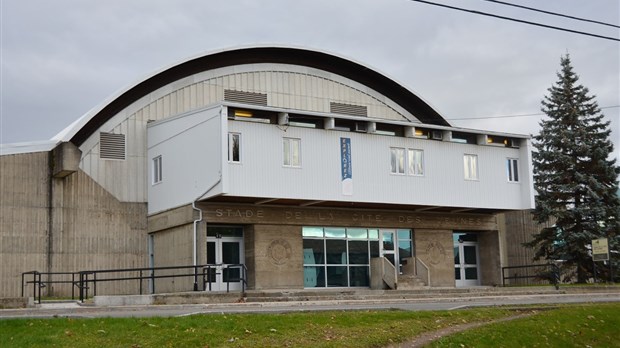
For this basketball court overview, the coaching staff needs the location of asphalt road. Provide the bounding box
[1,292,619,319]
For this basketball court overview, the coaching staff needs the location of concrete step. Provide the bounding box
[88,285,620,306]
[397,274,428,289]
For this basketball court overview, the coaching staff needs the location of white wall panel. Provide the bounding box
[147,106,223,214]
[226,121,533,210]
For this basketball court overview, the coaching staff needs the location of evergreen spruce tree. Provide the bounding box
[527,54,620,283]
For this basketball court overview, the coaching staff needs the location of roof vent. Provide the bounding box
[330,102,368,117]
[224,89,268,106]
[99,132,126,160]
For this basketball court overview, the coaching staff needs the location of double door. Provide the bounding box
[206,227,244,291]
[454,233,480,287]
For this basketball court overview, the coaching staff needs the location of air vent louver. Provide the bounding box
[100,132,126,160]
[330,102,368,117]
[224,89,268,106]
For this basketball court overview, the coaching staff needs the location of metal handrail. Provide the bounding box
[202,264,248,293]
[21,271,84,304]
[502,263,559,290]
[22,263,249,303]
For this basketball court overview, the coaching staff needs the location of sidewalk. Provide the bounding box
[2,286,620,319]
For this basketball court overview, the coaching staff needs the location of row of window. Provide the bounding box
[387,147,519,182]
[228,132,301,168]
[151,133,520,184]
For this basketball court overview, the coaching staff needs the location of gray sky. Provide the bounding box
[1,0,619,159]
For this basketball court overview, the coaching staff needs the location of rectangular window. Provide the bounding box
[283,138,301,167]
[464,154,478,180]
[302,227,411,288]
[507,158,519,182]
[407,149,424,176]
[391,148,423,176]
[152,156,162,184]
[228,133,240,163]
[390,147,405,174]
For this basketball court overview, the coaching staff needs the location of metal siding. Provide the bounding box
[75,65,511,206]
[226,121,531,210]
[147,107,223,214]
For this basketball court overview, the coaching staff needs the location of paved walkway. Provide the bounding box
[2,291,619,320]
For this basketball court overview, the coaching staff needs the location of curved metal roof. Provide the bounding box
[60,46,450,146]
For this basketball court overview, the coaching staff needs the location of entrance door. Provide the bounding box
[206,226,244,291]
[380,230,397,267]
[453,233,480,287]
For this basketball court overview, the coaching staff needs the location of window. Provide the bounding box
[507,158,519,182]
[152,156,162,184]
[464,154,478,180]
[303,226,413,288]
[228,133,240,163]
[391,148,423,176]
[390,148,405,174]
[407,149,424,176]
[283,138,301,167]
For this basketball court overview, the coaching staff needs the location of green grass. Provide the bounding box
[429,303,620,348]
[0,303,618,347]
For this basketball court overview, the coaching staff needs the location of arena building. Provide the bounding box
[0,46,535,297]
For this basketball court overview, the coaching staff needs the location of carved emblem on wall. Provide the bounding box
[267,239,292,265]
[425,241,446,265]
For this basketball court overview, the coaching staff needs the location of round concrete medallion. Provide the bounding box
[426,241,446,265]
[267,239,292,265]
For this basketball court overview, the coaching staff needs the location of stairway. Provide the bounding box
[397,274,428,290]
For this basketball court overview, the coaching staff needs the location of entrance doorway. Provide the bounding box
[453,232,480,287]
[206,226,244,291]
[380,229,413,273]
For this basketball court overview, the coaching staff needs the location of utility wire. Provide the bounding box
[483,0,620,29]
[407,0,620,42]
[445,105,620,121]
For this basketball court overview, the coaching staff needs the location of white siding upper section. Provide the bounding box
[226,121,534,210]
[78,64,416,203]
[147,106,223,214]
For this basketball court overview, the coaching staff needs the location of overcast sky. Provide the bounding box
[1,0,619,158]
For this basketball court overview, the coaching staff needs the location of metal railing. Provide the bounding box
[21,271,82,304]
[22,264,248,303]
[502,263,560,290]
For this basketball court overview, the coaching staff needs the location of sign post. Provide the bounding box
[592,238,610,283]
[592,238,609,261]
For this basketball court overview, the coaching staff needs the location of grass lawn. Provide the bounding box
[1,303,618,347]
[429,302,620,348]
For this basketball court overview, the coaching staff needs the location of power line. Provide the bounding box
[444,105,620,121]
[483,0,620,29]
[407,0,620,42]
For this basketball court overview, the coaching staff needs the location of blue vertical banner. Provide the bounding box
[340,137,353,196]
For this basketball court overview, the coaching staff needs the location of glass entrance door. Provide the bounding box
[206,226,244,291]
[380,229,414,272]
[453,233,480,287]
[380,230,397,267]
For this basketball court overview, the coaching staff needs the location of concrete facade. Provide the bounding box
[0,150,147,298]
[414,229,454,287]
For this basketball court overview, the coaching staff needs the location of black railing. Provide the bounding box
[21,271,83,304]
[22,264,248,303]
[502,263,560,290]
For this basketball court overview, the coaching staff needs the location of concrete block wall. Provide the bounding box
[250,225,303,289]
[414,229,454,287]
[1,149,148,298]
